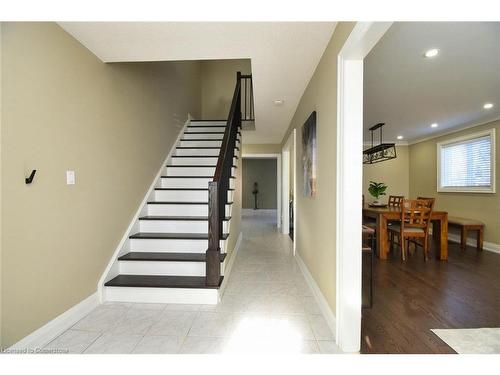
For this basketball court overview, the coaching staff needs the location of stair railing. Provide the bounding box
[240,74,254,121]
[206,71,246,286]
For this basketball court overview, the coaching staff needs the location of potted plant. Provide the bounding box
[368,181,387,205]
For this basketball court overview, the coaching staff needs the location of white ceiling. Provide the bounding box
[364,22,500,144]
[58,22,337,144]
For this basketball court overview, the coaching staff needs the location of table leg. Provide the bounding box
[477,228,484,251]
[439,215,448,260]
[432,221,439,248]
[377,214,388,260]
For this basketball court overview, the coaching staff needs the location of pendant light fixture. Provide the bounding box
[363,123,397,164]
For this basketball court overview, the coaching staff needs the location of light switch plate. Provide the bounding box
[66,170,75,185]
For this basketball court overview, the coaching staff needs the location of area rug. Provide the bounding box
[431,328,500,354]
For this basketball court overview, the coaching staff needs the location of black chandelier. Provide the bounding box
[363,123,397,164]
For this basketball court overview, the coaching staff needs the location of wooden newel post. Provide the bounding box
[206,181,221,286]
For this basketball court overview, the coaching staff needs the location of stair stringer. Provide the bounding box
[97,116,192,303]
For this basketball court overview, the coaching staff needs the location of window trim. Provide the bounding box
[436,128,496,193]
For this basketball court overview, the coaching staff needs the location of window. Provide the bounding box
[437,129,495,193]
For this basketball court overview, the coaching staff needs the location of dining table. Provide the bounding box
[363,204,449,261]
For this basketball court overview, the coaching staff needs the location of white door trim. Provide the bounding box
[335,22,392,353]
[281,149,290,235]
[281,130,297,254]
[241,153,282,228]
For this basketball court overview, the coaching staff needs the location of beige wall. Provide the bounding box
[242,159,277,209]
[200,59,252,120]
[281,23,355,314]
[409,119,500,245]
[0,22,202,347]
[363,146,409,203]
[242,143,281,155]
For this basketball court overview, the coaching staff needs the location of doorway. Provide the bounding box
[241,153,282,228]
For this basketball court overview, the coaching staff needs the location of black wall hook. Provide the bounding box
[25,170,37,184]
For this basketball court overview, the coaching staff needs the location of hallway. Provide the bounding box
[42,209,339,354]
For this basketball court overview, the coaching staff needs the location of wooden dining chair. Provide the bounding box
[388,195,404,207]
[416,196,435,210]
[389,199,433,261]
[409,197,436,252]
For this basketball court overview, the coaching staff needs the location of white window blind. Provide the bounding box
[437,129,495,193]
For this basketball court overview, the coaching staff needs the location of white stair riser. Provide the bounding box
[130,238,227,253]
[169,156,237,166]
[119,260,207,277]
[147,204,232,216]
[165,166,216,176]
[169,157,219,166]
[179,140,222,147]
[183,133,224,140]
[164,166,236,177]
[104,287,218,304]
[175,148,221,156]
[148,204,207,216]
[189,121,226,127]
[161,177,235,189]
[154,189,233,202]
[139,219,230,233]
[185,126,226,133]
[161,177,211,188]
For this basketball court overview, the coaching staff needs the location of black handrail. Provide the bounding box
[206,72,245,286]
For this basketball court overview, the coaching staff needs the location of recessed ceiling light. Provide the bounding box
[424,48,439,58]
[273,99,284,106]
[431,123,439,128]
[484,103,494,109]
[397,135,404,140]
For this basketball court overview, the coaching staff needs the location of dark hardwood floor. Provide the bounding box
[361,238,500,354]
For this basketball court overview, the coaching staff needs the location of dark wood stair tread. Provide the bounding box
[190,119,227,122]
[129,232,229,240]
[185,134,226,137]
[118,252,227,262]
[166,165,237,168]
[171,155,238,159]
[160,176,236,179]
[176,147,239,150]
[154,188,234,191]
[147,201,233,205]
[181,138,240,142]
[139,215,231,221]
[105,275,223,289]
[160,175,213,178]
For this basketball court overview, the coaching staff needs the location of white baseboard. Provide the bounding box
[219,231,242,299]
[295,253,337,340]
[447,233,500,255]
[7,292,99,352]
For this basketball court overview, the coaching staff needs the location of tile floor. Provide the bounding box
[43,209,341,354]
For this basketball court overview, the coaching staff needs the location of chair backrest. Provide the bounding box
[416,196,436,210]
[401,199,433,233]
[388,195,404,207]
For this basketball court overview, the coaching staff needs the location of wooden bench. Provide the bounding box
[448,216,484,251]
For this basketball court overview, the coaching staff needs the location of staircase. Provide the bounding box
[101,72,251,305]
[102,119,241,304]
